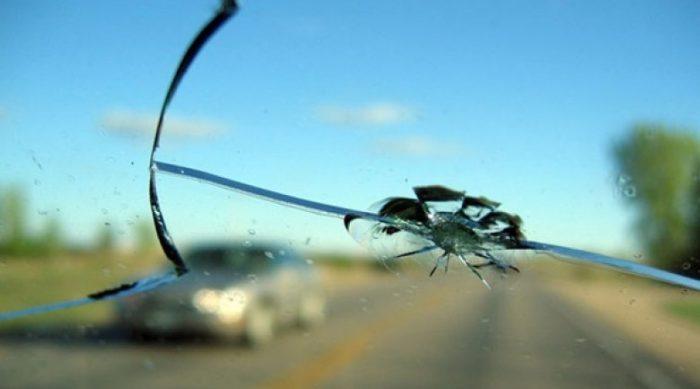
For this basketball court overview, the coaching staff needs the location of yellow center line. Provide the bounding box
[259,283,452,389]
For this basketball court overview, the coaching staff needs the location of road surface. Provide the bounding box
[0,271,695,388]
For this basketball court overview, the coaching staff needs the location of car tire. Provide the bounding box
[244,302,275,347]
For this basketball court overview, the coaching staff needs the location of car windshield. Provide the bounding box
[1,1,699,388]
[186,247,274,273]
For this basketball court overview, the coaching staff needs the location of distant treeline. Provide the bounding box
[614,124,700,278]
[0,186,156,257]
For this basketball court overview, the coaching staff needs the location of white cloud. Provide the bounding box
[315,102,417,126]
[99,109,227,138]
[374,135,462,157]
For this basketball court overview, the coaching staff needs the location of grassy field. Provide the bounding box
[0,251,163,330]
[665,300,700,327]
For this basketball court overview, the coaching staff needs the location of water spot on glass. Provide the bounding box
[304,237,311,245]
[682,262,691,270]
[203,270,210,276]
[575,337,587,343]
[616,173,637,198]
[142,359,155,370]
[264,251,275,259]
[247,274,257,284]
[629,298,636,305]
[247,228,256,236]
[104,222,111,226]
[278,249,286,256]
[30,152,43,170]
[305,258,314,265]
[359,297,369,312]
[243,240,252,247]
[33,179,40,186]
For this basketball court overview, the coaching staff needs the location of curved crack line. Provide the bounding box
[0,0,238,321]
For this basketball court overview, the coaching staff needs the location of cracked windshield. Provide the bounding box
[2,1,700,388]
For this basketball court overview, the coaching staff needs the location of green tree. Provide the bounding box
[687,163,700,273]
[96,223,116,253]
[39,216,64,255]
[0,186,28,255]
[133,219,157,253]
[0,188,4,249]
[614,124,700,276]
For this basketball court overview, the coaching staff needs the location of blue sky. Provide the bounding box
[1,0,699,255]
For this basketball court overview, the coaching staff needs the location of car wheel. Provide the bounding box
[244,303,275,347]
[298,292,326,329]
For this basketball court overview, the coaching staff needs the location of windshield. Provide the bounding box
[1,1,699,388]
[186,246,275,273]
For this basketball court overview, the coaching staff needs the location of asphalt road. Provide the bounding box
[0,271,695,388]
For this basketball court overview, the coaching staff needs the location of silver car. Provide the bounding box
[116,242,325,346]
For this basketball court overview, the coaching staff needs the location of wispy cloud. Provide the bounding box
[374,135,462,157]
[99,108,227,138]
[315,102,417,126]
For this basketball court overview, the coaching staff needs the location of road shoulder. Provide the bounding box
[544,278,700,387]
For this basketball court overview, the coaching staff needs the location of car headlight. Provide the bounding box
[192,288,249,322]
[193,289,221,314]
[218,287,248,322]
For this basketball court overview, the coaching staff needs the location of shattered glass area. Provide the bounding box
[344,185,526,287]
